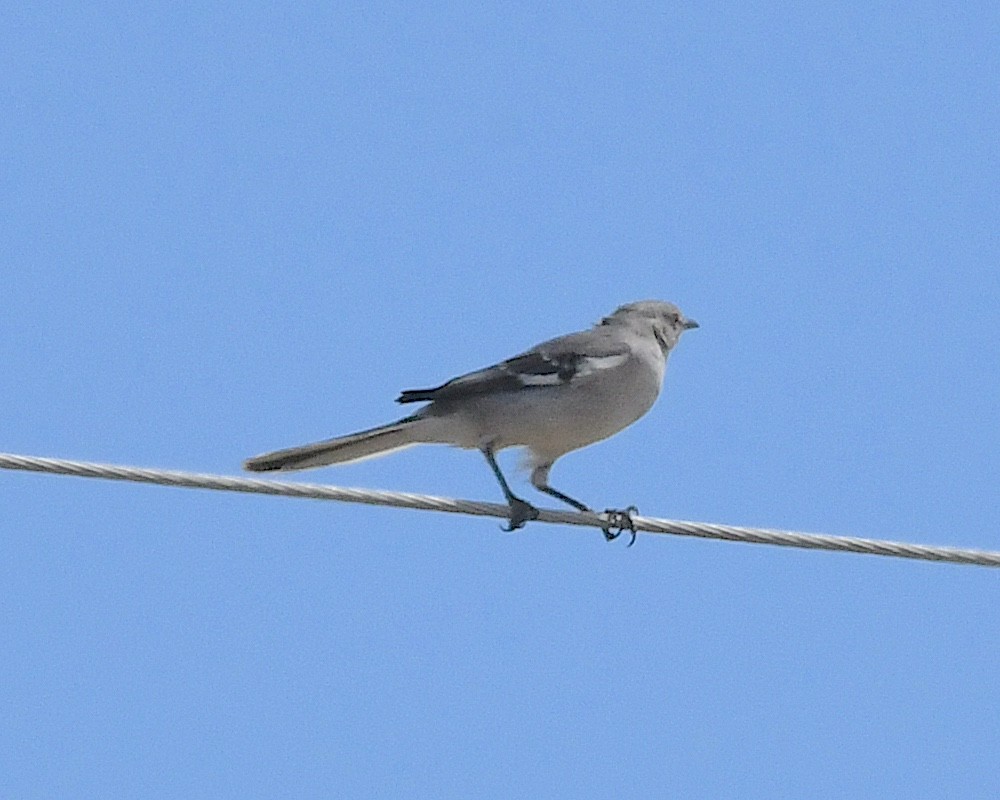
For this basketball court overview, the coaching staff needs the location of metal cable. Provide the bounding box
[1,452,998,568]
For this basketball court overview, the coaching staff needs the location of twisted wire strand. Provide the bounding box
[1,452,998,568]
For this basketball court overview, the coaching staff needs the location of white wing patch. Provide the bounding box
[515,352,629,386]
[517,372,565,386]
[574,352,629,377]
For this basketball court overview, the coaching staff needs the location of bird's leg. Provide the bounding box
[529,464,593,512]
[531,464,637,544]
[534,483,592,514]
[482,446,539,531]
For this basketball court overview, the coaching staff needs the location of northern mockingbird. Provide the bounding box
[245,300,698,542]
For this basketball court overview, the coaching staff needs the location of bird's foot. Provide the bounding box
[601,505,639,547]
[502,497,540,531]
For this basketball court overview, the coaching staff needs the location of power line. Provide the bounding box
[1,452,997,568]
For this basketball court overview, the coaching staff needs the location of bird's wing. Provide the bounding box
[397,329,631,404]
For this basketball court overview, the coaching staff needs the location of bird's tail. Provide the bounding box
[243,417,422,472]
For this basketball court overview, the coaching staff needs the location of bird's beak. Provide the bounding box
[683,318,700,330]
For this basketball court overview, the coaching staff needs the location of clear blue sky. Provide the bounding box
[3,3,999,797]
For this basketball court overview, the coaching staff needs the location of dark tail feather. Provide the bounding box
[244,419,419,472]
[396,387,440,404]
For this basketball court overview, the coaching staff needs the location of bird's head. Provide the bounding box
[603,300,699,354]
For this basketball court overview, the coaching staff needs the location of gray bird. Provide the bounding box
[244,300,698,541]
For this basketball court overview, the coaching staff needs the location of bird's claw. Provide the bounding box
[502,498,540,531]
[601,505,639,547]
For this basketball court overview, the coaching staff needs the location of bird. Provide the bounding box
[244,300,698,542]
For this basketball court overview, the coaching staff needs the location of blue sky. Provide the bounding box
[3,2,999,797]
